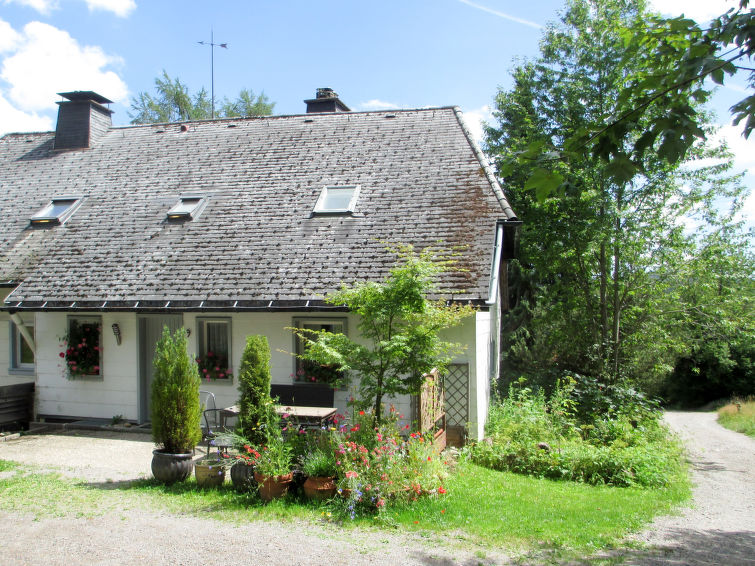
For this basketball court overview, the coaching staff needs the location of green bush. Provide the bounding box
[237,335,275,445]
[470,382,683,487]
[151,327,202,454]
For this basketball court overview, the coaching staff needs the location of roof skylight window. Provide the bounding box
[30,197,80,226]
[167,196,205,221]
[313,185,360,214]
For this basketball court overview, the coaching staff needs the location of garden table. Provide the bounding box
[221,404,337,429]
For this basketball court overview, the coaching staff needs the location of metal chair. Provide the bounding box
[202,408,238,457]
[199,391,217,454]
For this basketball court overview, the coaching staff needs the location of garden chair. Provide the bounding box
[202,408,238,457]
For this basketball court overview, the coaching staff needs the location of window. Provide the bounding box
[293,318,347,385]
[63,317,101,378]
[10,321,34,372]
[30,197,80,226]
[196,318,232,380]
[167,196,205,221]
[313,185,360,214]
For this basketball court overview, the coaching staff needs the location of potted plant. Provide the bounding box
[194,455,229,488]
[301,446,338,500]
[230,443,260,492]
[253,428,293,502]
[150,327,202,484]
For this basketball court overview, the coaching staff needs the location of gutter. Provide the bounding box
[486,219,523,306]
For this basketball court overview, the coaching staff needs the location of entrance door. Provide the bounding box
[138,314,183,423]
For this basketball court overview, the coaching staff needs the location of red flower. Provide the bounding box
[59,352,65,358]
[438,486,447,495]
[359,410,365,416]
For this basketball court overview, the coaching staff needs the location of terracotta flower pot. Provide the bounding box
[302,476,337,501]
[254,472,293,502]
[194,459,226,488]
[230,462,257,492]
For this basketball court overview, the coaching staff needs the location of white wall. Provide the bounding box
[30,308,486,435]
[36,312,138,420]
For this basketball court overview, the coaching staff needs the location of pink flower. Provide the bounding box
[345,470,358,479]
[93,366,100,372]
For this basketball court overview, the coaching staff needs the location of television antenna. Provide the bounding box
[197,29,228,119]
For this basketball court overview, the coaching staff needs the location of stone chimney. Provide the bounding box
[304,88,351,114]
[54,91,113,150]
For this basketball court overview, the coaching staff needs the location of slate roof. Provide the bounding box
[0,106,517,311]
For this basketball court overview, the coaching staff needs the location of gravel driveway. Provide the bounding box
[0,413,753,565]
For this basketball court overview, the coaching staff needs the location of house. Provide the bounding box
[0,88,519,441]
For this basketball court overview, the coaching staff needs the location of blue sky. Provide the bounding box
[0,0,752,220]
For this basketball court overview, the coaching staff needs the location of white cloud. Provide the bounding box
[84,0,136,18]
[0,92,52,134]
[359,99,400,111]
[460,104,493,146]
[1,21,128,113]
[647,0,740,23]
[1,0,59,16]
[0,19,22,52]
[457,0,541,29]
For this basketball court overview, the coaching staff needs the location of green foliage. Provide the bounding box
[470,381,683,487]
[237,335,275,445]
[150,327,202,454]
[665,339,755,407]
[489,0,754,393]
[300,444,338,478]
[293,245,474,422]
[506,0,754,199]
[129,70,274,124]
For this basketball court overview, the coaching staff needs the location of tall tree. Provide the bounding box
[129,71,274,124]
[507,0,754,199]
[487,0,752,393]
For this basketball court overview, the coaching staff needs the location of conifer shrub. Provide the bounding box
[237,335,275,445]
[151,327,202,454]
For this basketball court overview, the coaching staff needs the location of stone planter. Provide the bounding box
[254,472,293,502]
[151,450,193,484]
[194,459,226,488]
[230,462,257,492]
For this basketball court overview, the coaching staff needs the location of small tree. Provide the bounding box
[237,335,276,445]
[151,327,202,454]
[294,246,474,423]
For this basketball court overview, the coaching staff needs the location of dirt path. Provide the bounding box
[600,411,755,565]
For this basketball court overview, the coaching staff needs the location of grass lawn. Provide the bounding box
[717,399,755,438]
[0,457,689,557]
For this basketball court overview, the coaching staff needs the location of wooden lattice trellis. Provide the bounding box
[419,369,446,452]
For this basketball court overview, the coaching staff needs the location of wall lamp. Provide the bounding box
[112,323,122,346]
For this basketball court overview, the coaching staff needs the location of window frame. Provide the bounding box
[196,317,233,381]
[9,321,34,374]
[313,185,360,214]
[30,196,81,226]
[167,195,206,221]
[292,317,348,384]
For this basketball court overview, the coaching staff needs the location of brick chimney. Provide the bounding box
[54,91,113,150]
[304,88,351,114]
